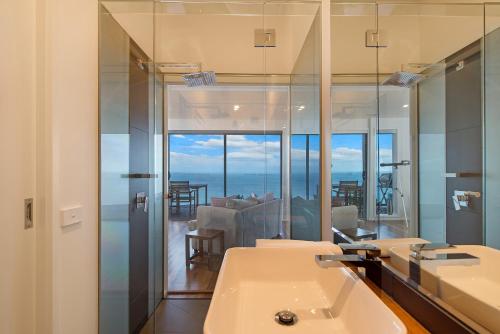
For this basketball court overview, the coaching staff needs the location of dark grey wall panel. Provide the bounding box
[445,47,483,245]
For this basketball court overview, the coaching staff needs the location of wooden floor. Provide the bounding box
[168,207,219,293]
[359,219,410,239]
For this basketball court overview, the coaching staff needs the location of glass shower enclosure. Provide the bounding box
[98,0,322,332]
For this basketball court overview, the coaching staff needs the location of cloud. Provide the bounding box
[171,135,282,173]
[291,148,319,161]
[194,138,224,148]
[332,147,362,161]
[170,151,224,173]
[172,134,186,139]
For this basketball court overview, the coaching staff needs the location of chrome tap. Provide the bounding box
[316,243,382,285]
[409,242,454,261]
[409,243,477,285]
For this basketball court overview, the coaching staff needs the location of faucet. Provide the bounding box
[410,243,453,260]
[316,243,382,285]
[409,243,477,285]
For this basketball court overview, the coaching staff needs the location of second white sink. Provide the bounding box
[204,245,406,334]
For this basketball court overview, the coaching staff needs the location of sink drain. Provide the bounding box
[274,310,298,326]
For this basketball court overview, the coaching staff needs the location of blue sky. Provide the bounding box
[169,133,393,174]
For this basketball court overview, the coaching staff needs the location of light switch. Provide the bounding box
[61,206,83,227]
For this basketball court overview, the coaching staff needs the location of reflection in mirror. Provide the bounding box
[332,2,500,333]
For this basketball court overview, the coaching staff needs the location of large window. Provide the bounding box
[169,134,224,200]
[169,133,282,201]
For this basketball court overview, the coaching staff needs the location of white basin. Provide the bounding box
[205,246,406,334]
[389,244,500,333]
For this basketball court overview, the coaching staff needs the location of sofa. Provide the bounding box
[196,199,282,248]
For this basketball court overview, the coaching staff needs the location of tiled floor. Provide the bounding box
[141,298,211,334]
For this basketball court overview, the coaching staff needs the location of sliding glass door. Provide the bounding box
[332,133,367,218]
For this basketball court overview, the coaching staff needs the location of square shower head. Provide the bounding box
[182,71,217,87]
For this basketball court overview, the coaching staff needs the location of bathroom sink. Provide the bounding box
[389,244,499,333]
[204,245,406,334]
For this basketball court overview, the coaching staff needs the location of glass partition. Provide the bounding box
[289,3,322,241]
[485,4,500,249]
[99,1,163,332]
[377,3,484,241]
[156,0,322,300]
[331,3,377,237]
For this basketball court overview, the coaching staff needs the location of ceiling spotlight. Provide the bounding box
[298,105,305,111]
[233,105,240,111]
[403,104,409,108]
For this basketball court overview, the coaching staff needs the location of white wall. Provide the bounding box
[40,0,99,333]
[1,0,98,333]
[0,0,37,333]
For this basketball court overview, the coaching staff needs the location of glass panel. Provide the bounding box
[418,65,446,243]
[485,4,500,249]
[331,3,377,238]
[289,3,322,241]
[99,1,161,333]
[377,3,484,240]
[158,1,267,294]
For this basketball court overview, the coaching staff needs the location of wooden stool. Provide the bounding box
[185,228,225,271]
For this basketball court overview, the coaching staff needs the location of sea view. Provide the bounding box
[170,171,365,200]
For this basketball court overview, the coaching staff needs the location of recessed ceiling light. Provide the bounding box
[403,104,409,108]
[233,105,240,111]
[298,105,305,111]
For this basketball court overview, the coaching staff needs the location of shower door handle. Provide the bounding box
[445,172,481,178]
[122,173,158,179]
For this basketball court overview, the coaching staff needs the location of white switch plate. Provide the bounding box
[61,206,83,227]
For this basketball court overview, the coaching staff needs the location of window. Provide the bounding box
[169,134,224,200]
[169,133,282,202]
[377,132,396,215]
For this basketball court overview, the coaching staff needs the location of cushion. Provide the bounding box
[332,205,359,230]
[257,192,275,203]
[226,198,258,210]
[211,195,237,207]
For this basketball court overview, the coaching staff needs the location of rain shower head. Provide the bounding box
[382,71,424,88]
[182,71,217,87]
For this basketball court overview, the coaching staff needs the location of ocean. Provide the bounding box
[170,171,365,200]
